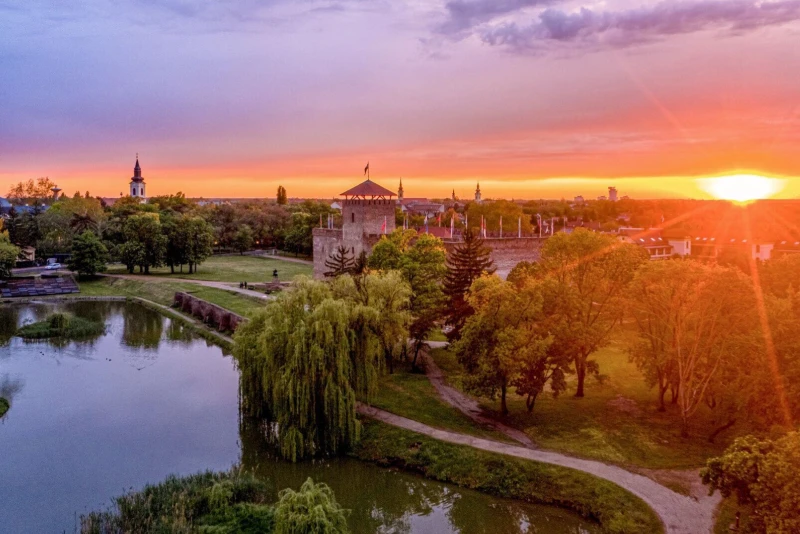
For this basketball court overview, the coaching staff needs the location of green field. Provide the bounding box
[106,255,312,283]
[78,277,266,317]
[429,328,742,470]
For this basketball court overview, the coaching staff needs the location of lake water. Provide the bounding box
[0,301,598,533]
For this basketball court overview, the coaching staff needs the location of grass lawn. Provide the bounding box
[429,328,744,470]
[372,364,510,442]
[106,255,312,283]
[78,277,266,317]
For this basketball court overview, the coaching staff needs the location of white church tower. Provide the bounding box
[475,182,482,204]
[130,155,146,200]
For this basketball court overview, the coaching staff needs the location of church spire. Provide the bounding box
[475,182,482,204]
[133,154,142,178]
[398,178,404,202]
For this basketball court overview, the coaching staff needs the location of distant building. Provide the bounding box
[475,183,482,204]
[608,187,618,202]
[597,195,607,201]
[130,155,146,200]
[573,195,585,204]
[618,228,674,260]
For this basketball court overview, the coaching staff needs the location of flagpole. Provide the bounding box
[500,216,503,238]
[518,216,521,238]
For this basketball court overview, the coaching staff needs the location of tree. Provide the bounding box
[276,185,288,205]
[233,275,407,461]
[0,233,20,279]
[184,216,214,273]
[537,229,647,397]
[702,433,800,534]
[120,214,167,274]
[453,276,554,415]
[324,245,355,278]
[234,224,255,255]
[6,176,57,205]
[68,231,108,278]
[274,478,349,534]
[369,230,447,370]
[443,228,495,340]
[628,261,756,436]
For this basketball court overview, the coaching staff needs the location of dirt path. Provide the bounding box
[358,404,720,534]
[421,348,536,448]
[103,274,271,300]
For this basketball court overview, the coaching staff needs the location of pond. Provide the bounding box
[0,301,599,534]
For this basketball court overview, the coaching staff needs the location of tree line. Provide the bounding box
[1,184,338,277]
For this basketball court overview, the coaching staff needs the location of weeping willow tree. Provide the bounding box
[234,273,410,461]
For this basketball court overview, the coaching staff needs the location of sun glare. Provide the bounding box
[699,174,786,203]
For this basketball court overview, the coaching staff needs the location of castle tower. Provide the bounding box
[130,155,146,200]
[340,178,396,252]
[398,179,404,203]
[475,182,482,204]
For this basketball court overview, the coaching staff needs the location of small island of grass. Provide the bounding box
[0,397,9,418]
[16,313,105,340]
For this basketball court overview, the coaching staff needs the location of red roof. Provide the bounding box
[340,179,395,198]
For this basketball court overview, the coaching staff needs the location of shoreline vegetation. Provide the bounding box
[16,312,105,340]
[80,471,347,534]
[0,397,9,417]
[354,420,664,534]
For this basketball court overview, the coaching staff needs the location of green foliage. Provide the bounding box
[0,232,20,278]
[233,274,410,461]
[627,261,765,438]
[465,199,532,234]
[369,230,447,369]
[0,397,9,418]
[234,225,255,255]
[68,231,109,278]
[702,432,800,534]
[443,228,495,339]
[274,478,349,534]
[454,275,565,414]
[354,421,663,534]
[6,176,58,205]
[276,185,288,205]
[535,228,647,397]
[120,213,168,274]
[16,313,105,340]
[80,470,275,534]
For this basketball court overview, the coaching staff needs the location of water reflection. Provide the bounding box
[0,302,598,534]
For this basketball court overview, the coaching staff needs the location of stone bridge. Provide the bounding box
[173,292,245,333]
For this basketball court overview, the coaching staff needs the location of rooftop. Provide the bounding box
[340,179,395,199]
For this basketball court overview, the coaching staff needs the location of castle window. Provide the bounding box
[351,213,355,223]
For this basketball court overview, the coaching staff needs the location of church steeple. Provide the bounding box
[398,178,404,202]
[130,154,146,200]
[475,182,482,204]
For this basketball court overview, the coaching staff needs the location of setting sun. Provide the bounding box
[698,174,786,203]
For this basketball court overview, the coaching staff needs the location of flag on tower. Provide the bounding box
[364,162,370,176]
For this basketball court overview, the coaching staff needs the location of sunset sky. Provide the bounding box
[2,0,800,200]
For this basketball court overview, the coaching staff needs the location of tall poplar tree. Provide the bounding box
[443,228,495,340]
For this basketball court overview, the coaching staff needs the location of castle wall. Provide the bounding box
[444,237,545,279]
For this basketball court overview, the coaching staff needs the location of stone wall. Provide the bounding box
[173,292,245,333]
[443,237,545,279]
[312,228,383,279]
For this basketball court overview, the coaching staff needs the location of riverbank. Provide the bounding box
[1,294,665,531]
[354,420,663,534]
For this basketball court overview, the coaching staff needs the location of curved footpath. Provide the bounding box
[358,404,719,534]
[102,273,271,300]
